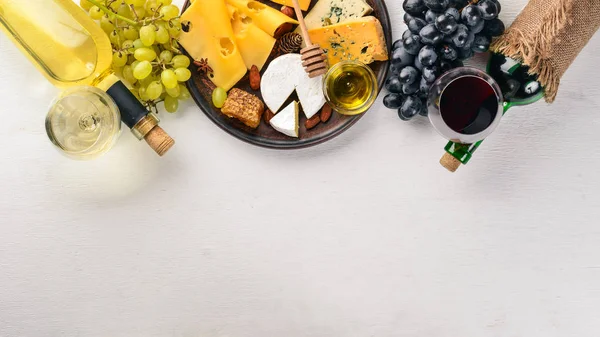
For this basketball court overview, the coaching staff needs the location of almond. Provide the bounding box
[280,6,295,19]
[249,65,261,90]
[274,23,293,39]
[320,104,332,123]
[305,114,321,130]
[264,109,275,124]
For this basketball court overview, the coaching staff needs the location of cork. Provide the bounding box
[440,153,461,172]
[134,115,157,136]
[144,126,175,156]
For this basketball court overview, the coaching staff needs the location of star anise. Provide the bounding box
[194,58,213,74]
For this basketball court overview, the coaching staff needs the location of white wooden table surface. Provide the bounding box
[1,1,600,336]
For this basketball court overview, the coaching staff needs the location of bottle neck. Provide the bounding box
[92,69,121,92]
[89,70,174,156]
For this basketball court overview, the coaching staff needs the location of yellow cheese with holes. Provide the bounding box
[178,0,247,90]
[268,0,311,11]
[227,5,276,70]
[308,16,388,66]
[226,0,298,36]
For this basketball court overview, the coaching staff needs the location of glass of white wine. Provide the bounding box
[46,86,121,160]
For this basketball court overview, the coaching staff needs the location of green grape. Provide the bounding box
[134,47,157,62]
[123,65,137,84]
[80,0,93,11]
[117,4,133,19]
[113,52,128,67]
[155,25,170,44]
[145,1,159,13]
[108,1,120,11]
[100,17,115,34]
[89,6,103,20]
[158,0,173,6]
[133,60,153,80]
[133,38,144,49]
[174,68,192,82]
[164,96,179,113]
[155,20,168,30]
[121,40,135,53]
[146,81,163,100]
[132,6,146,18]
[161,69,178,89]
[126,0,146,6]
[140,75,156,89]
[128,54,136,64]
[171,55,190,68]
[138,86,149,101]
[212,87,227,108]
[131,60,140,70]
[159,50,173,63]
[168,19,182,37]
[165,84,181,98]
[160,5,180,20]
[123,26,139,40]
[118,31,127,44]
[114,66,123,79]
[139,25,156,46]
[179,85,191,100]
[153,45,162,58]
[109,30,120,45]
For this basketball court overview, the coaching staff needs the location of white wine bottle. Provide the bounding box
[0,0,174,156]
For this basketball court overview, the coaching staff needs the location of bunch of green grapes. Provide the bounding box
[80,0,192,113]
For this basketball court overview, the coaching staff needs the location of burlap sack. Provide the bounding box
[490,0,600,102]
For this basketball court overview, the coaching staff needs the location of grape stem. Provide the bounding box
[129,4,140,21]
[86,0,137,25]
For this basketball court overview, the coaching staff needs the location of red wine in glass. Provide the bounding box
[440,76,499,135]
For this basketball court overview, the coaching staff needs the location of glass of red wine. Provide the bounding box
[427,67,504,144]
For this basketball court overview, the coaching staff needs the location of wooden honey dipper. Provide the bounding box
[291,0,328,78]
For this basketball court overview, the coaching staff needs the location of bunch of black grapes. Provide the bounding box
[384,0,505,121]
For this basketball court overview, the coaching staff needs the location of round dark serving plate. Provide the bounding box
[182,0,392,149]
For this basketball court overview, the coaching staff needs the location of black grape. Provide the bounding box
[403,0,427,16]
[483,18,505,37]
[383,93,404,109]
[408,18,428,34]
[391,47,416,68]
[385,76,403,93]
[399,66,420,84]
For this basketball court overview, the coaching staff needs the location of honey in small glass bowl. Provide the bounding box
[323,60,378,116]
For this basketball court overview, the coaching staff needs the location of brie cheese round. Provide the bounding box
[261,54,326,119]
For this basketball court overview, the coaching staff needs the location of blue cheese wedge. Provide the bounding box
[308,16,388,66]
[261,54,326,119]
[298,0,373,31]
[270,101,299,137]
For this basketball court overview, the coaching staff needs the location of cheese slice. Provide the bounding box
[270,101,299,137]
[296,0,372,32]
[227,5,276,70]
[308,16,388,66]
[226,0,298,36]
[268,0,311,11]
[260,54,326,119]
[179,0,247,90]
